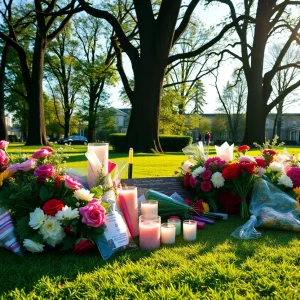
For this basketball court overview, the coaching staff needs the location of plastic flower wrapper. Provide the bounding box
[182,141,207,165]
[215,142,234,163]
[231,178,300,240]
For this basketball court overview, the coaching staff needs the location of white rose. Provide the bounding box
[23,239,44,253]
[29,208,46,230]
[55,206,80,220]
[73,188,94,201]
[211,172,225,188]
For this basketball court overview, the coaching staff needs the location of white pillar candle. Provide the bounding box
[160,223,176,244]
[183,220,197,241]
[139,215,161,250]
[87,143,109,188]
[119,186,139,237]
[140,200,158,216]
[167,218,181,236]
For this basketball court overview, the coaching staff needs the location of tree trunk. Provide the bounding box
[0,44,8,141]
[25,36,48,145]
[64,111,70,138]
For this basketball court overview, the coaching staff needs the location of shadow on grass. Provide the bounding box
[0,215,299,296]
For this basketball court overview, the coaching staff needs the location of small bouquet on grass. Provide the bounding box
[0,141,109,254]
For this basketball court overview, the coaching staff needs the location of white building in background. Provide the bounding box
[5,115,21,140]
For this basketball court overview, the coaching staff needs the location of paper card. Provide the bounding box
[170,192,185,203]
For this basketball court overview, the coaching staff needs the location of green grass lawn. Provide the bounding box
[1,144,300,299]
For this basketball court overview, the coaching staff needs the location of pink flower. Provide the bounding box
[65,175,83,190]
[190,176,197,188]
[0,140,9,149]
[32,148,52,159]
[182,160,194,173]
[0,149,9,165]
[34,164,55,179]
[202,169,212,180]
[201,180,213,192]
[238,155,256,163]
[41,146,53,153]
[79,199,106,227]
[204,157,226,171]
[7,163,21,173]
[18,158,36,172]
[286,167,300,187]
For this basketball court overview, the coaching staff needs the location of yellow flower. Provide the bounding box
[202,201,210,212]
[293,187,300,196]
[0,170,13,187]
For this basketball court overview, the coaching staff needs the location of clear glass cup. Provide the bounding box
[140,200,158,216]
[167,218,181,236]
[160,223,176,244]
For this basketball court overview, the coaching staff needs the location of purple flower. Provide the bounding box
[19,158,36,172]
[7,163,21,174]
[32,148,52,159]
[202,169,212,180]
[0,149,9,165]
[286,167,300,188]
[34,164,55,179]
[0,140,9,149]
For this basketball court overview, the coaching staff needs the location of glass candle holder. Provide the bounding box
[140,200,158,216]
[160,223,176,244]
[168,218,181,236]
[139,215,161,250]
[183,220,197,241]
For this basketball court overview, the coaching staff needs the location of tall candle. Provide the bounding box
[161,223,175,244]
[168,218,181,236]
[139,215,161,250]
[118,186,139,237]
[140,200,158,216]
[87,143,109,188]
[183,220,197,241]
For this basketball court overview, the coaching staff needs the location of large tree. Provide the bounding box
[0,0,80,145]
[207,0,300,146]
[78,0,244,152]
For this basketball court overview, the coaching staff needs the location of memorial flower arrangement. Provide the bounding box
[0,141,109,255]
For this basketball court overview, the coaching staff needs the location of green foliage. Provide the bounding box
[253,135,285,151]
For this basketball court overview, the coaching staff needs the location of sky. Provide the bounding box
[109,1,300,114]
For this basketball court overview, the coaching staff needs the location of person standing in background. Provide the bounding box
[204,132,211,145]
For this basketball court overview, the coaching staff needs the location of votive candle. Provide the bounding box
[139,215,161,250]
[168,218,181,236]
[140,200,158,216]
[161,223,176,244]
[183,220,197,241]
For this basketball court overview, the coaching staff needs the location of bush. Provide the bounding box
[8,135,19,142]
[108,134,192,152]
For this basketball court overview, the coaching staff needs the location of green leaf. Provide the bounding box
[16,217,36,239]
[60,235,76,252]
[39,186,53,201]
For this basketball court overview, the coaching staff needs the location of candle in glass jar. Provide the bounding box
[167,218,181,236]
[183,220,197,241]
[139,215,161,250]
[160,223,176,244]
[140,200,158,216]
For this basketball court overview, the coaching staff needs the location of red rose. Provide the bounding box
[184,199,193,206]
[194,199,204,214]
[55,175,65,189]
[238,162,257,175]
[42,199,64,216]
[262,149,277,156]
[237,145,250,153]
[72,239,96,255]
[184,173,191,188]
[222,163,241,180]
[255,157,266,168]
[64,226,76,237]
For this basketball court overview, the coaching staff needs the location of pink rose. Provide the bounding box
[65,175,82,190]
[7,163,21,173]
[41,146,53,153]
[182,160,194,173]
[34,164,55,179]
[202,169,212,180]
[0,140,9,149]
[201,180,212,192]
[19,158,37,172]
[79,199,106,227]
[0,149,9,165]
[32,148,52,159]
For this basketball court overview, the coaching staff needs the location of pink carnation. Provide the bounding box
[201,180,212,192]
[204,157,226,171]
[190,176,197,188]
[202,169,212,180]
[286,167,300,188]
[0,140,9,149]
[0,149,9,165]
[32,148,52,159]
[19,158,36,172]
[34,164,55,179]
[65,175,82,190]
[79,199,106,227]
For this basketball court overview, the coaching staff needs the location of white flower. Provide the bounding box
[29,208,46,230]
[269,162,284,173]
[55,206,80,220]
[192,166,206,177]
[39,215,63,240]
[23,239,44,253]
[44,229,66,247]
[278,175,293,188]
[73,188,94,201]
[211,172,225,188]
[258,167,266,176]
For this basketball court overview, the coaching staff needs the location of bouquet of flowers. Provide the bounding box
[0,141,109,254]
